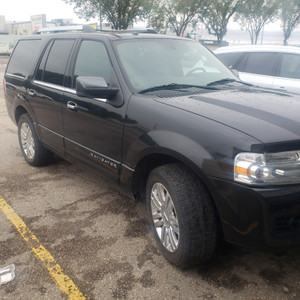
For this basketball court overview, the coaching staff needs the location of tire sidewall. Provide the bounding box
[146,169,192,265]
[18,114,38,165]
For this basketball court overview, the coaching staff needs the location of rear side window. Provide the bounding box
[35,41,52,81]
[280,53,300,79]
[37,39,75,86]
[216,52,243,69]
[243,52,278,76]
[7,39,41,78]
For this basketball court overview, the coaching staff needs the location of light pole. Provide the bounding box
[99,1,102,30]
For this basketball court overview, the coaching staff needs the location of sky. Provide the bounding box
[2,0,299,33]
[2,0,96,24]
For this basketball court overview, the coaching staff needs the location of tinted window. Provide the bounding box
[73,40,112,86]
[7,39,41,78]
[244,52,278,76]
[280,53,300,79]
[216,52,243,69]
[35,41,52,81]
[43,39,75,86]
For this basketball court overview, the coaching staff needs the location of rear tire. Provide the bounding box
[18,114,53,166]
[146,163,217,267]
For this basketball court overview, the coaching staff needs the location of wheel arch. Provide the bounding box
[15,105,29,124]
[132,149,211,203]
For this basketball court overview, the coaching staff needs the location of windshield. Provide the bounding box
[114,38,236,93]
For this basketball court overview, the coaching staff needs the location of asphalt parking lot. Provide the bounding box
[0,55,300,300]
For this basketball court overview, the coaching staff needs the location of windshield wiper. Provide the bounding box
[207,78,238,86]
[139,83,216,94]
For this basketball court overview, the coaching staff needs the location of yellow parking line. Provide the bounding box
[0,195,86,300]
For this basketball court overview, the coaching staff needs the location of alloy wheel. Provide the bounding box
[150,183,180,252]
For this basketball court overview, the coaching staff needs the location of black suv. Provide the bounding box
[4,32,300,267]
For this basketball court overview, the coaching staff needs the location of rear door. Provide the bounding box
[237,52,279,89]
[4,39,42,122]
[29,38,76,155]
[273,53,300,94]
[62,38,125,181]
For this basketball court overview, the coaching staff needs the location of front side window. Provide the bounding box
[280,53,300,79]
[39,39,75,86]
[243,52,278,76]
[73,40,112,86]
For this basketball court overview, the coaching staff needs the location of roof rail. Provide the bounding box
[34,25,95,34]
[96,28,157,34]
[34,26,157,35]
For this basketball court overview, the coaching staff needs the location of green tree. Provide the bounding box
[148,0,207,36]
[281,0,300,45]
[199,0,245,44]
[235,0,280,44]
[64,0,153,30]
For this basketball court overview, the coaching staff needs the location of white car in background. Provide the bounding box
[214,45,300,94]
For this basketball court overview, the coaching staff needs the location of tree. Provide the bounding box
[64,0,153,30]
[199,0,245,44]
[235,0,280,44]
[148,0,207,36]
[281,0,300,45]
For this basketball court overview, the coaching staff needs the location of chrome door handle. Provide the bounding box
[27,89,36,97]
[67,101,78,112]
[17,93,27,102]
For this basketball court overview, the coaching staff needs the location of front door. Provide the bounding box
[62,39,125,181]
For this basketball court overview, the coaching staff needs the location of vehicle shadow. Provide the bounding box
[188,242,300,297]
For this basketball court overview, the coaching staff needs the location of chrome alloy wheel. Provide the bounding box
[20,122,35,160]
[150,183,180,252]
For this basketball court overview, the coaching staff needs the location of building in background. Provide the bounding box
[31,14,46,32]
[0,16,8,34]
[2,14,76,35]
[10,22,32,35]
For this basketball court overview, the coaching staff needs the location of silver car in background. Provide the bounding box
[215,45,300,94]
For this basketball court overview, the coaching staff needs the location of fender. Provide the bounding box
[133,130,212,178]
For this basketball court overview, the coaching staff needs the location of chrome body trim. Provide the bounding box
[38,124,64,138]
[33,80,76,94]
[121,164,135,172]
[33,80,107,102]
[6,73,26,80]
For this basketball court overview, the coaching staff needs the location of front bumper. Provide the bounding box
[208,178,300,249]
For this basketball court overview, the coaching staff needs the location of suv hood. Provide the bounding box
[154,86,300,145]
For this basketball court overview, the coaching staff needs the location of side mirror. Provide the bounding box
[76,77,119,99]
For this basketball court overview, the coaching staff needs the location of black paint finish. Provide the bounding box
[4,33,300,250]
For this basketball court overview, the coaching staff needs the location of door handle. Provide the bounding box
[27,89,36,97]
[17,93,27,102]
[67,101,78,112]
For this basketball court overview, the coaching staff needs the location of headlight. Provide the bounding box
[234,151,300,185]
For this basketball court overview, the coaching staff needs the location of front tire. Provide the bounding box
[18,114,53,166]
[146,163,217,267]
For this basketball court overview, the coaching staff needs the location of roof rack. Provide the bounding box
[34,25,91,34]
[97,28,157,34]
[34,25,157,35]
